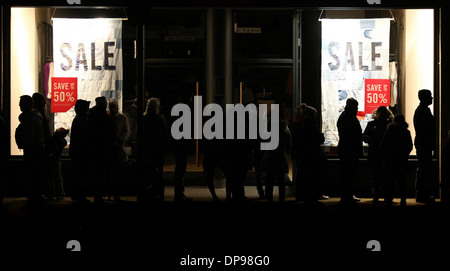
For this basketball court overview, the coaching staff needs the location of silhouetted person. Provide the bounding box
[86,96,113,205]
[69,99,90,204]
[223,140,251,202]
[32,93,52,200]
[253,135,265,200]
[252,106,266,200]
[32,93,51,150]
[173,88,194,202]
[16,95,46,206]
[413,89,436,204]
[123,97,138,149]
[291,105,304,201]
[203,138,226,202]
[337,98,362,205]
[0,110,8,209]
[293,104,325,206]
[107,98,130,201]
[261,118,291,203]
[47,127,69,200]
[222,106,253,203]
[381,114,413,207]
[143,98,167,202]
[363,106,393,202]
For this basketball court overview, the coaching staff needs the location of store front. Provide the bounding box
[1,0,448,199]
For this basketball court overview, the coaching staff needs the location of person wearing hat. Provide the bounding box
[413,89,436,204]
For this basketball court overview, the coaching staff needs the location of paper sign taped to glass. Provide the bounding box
[321,19,390,146]
[51,77,78,113]
[52,18,123,130]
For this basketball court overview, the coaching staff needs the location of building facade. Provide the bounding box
[1,0,449,199]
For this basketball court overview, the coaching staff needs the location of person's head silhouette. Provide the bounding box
[19,95,33,113]
[418,89,433,106]
[345,98,358,116]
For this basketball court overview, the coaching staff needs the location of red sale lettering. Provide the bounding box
[54,82,69,90]
[367,84,386,92]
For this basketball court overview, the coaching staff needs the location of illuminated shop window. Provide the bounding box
[320,9,435,156]
[10,8,132,156]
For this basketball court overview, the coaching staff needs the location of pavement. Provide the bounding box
[1,186,449,266]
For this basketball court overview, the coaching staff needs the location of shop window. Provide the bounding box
[234,11,293,60]
[146,10,205,59]
[145,10,206,172]
[234,66,293,121]
[319,9,435,156]
[10,8,53,155]
[10,8,134,156]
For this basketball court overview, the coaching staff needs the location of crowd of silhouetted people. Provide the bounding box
[9,94,133,208]
[341,89,437,207]
[0,88,444,210]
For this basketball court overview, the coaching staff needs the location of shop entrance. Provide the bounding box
[146,66,204,172]
[145,9,206,172]
[146,9,301,179]
[3,6,441,199]
[232,10,301,186]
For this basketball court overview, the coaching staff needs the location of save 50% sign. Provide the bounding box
[364,78,391,114]
[51,77,78,113]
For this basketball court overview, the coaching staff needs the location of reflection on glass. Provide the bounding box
[234,11,293,59]
[146,11,205,59]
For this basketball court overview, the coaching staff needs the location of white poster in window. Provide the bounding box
[321,19,390,146]
[52,18,123,130]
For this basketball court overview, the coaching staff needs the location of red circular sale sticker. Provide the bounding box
[364,78,391,115]
[51,77,78,113]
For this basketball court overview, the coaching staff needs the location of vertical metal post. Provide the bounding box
[293,11,301,108]
[136,22,145,185]
[2,6,11,156]
[195,81,199,167]
[206,8,215,105]
[292,11,301,188]
[224,8,233,105]
[239,82,243,104]
[1,5,3,111]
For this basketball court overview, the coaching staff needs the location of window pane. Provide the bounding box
[234,11,293,59]
[146,10,205,59]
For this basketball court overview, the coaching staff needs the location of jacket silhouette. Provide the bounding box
[47,128,69,199]
[337,98,362,205]
[363,106,393,202]
[381,114,413,206]
[260,119,291,202]
[85,96,113,204]
[292,104,325,205]
[142,98,168,202]
[70,99,90,204]
[16,95,46,205]
[413,89,435,203]
[69,100,90,161]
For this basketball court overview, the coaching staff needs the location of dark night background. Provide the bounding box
[1,0,450,265]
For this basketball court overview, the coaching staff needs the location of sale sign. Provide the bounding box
[321,19,390,145]
[52,19,122,130]
[51,77,77,113]
[364,78,391,114]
